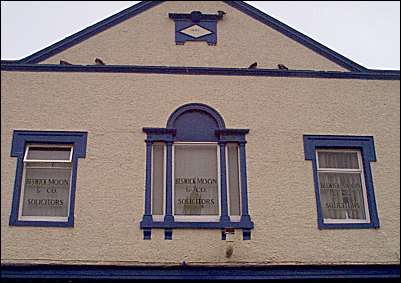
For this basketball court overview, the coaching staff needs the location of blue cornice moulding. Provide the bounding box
[1,63,400,80]
[1,264,399,280]
[1,0,397,74]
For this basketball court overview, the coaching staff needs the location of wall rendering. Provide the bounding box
[1,70,399,266]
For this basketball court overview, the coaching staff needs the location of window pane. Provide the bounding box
[227,143,241,216]
[152,144,164,215]
[318,172,366,220]
[174,144,219,215]
[22,165,72,217]
[26,162,71,168]
[318,151,359,169]
[26,147,71,161]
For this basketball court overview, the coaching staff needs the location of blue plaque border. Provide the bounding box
[169,11,224,45]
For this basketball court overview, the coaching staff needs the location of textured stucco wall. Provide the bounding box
[41,1,346,72]
[1,71,399,266]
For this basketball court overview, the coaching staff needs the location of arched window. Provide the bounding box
[141,103,253,240]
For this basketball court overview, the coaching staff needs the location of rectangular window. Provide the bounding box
[173,143,219,219]
[19,145,73,222]
[316,150,370,224]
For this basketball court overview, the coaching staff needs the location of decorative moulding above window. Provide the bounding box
[169,11,225,45]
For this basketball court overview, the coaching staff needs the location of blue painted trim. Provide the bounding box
[140,220,253,229]
[304,135,377,162]
[143,127,176,142]
[221,229,227,240]
[144,141,152,216]
[167,103,226,129]
[303,135,380,229]
[1,60,19,64]
[219,142,230,225]
[216,129,249,142]
[143,229,151,240]
[243,229,251,240]
[164,142,174,223]
[169,11,223,45]
[169,11,224,21]
[3,0,392,73]
[239,142,251,221]
[9,130,88,227]
[2,63,399,80]
[2,264,399,280]
[164,229,173,240]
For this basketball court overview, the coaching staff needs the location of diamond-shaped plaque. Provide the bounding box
[179,25,213,38]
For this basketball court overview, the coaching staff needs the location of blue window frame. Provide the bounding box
[303,135,380,229]
[9,130,88,227]
[140,103,254,240]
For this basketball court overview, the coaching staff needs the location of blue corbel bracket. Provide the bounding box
[169,11,225,45]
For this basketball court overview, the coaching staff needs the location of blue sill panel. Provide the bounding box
[9,130,88,227]
[140,103,254,240]
[303,135,379,229]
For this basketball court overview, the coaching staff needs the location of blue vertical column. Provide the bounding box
[141,140,153,239]
[219,142,230,227]
[164,141,174,239]
[239,141,252,240]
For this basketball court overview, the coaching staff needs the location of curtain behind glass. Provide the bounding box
[317,151,366,220]
[318,151,359,169]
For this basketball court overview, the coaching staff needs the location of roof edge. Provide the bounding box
[1,1,395,72]
[1,63,399,81]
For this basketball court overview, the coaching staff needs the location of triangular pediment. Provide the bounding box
[14,1,368,72]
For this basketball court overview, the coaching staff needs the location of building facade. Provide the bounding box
[1,1,400,281]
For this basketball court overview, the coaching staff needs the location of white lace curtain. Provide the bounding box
[317,151,366,220]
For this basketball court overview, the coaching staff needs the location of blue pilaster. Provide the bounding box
[164,142,174,224]
[239,142,251,222]
[164,141,174,239]
[219,142,230,225]
[140,140,153,239]
[144,140,153,218]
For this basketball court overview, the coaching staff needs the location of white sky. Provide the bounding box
[1,1,400,70]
